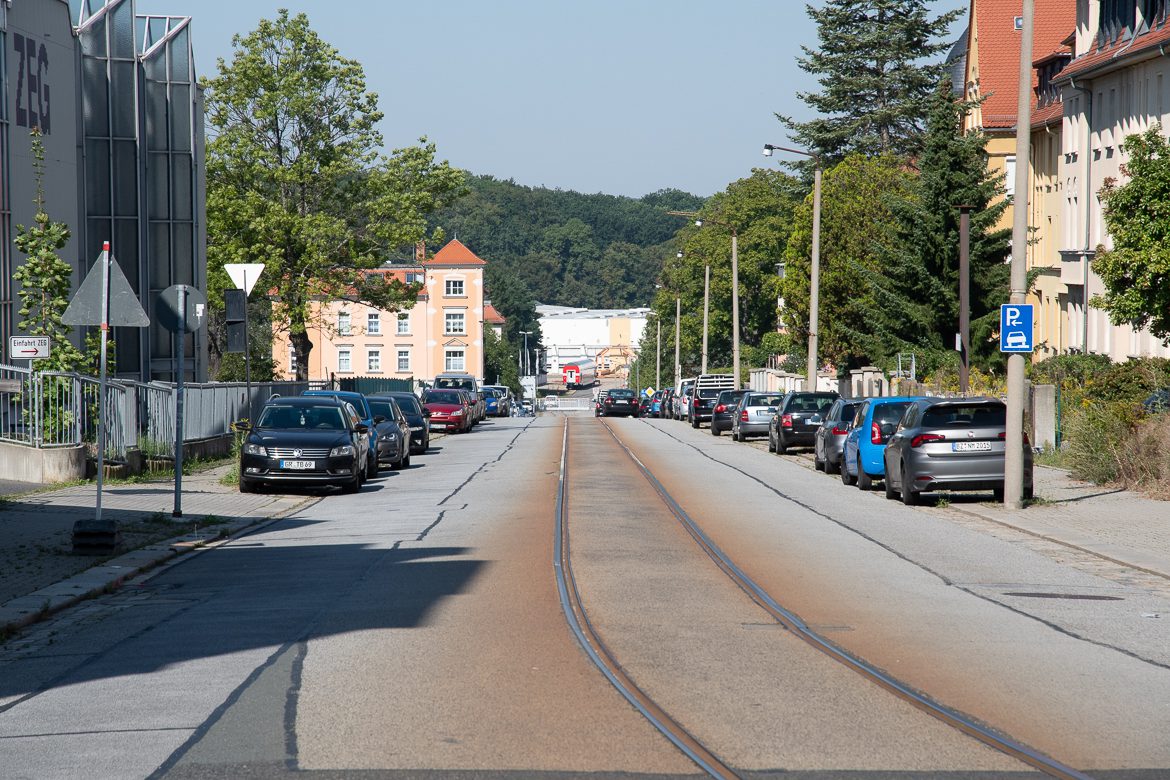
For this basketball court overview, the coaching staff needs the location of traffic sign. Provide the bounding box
[10,336,50,360]
[1000,304,1034,353]
[63,248,150,328]
[156,285,208,333]
[224,263,265,296]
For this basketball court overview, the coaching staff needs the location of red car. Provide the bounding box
[422,389,471,432]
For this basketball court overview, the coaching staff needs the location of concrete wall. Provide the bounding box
[0,442,86,483]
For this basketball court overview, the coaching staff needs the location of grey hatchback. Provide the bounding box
[882,397,1033,505]
[813,398,862,474]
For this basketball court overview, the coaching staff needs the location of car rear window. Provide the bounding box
[609,389,636,398]
[747,394,783,406]
[368,400,398,419]
[434,377,474,391]
[394,395,422,415]
[873,402,912,426]
[424,391,463,404]
[922,403,1005,428]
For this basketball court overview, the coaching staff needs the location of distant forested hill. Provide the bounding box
[430,175,705,310]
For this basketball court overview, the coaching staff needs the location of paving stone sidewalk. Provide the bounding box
[0,464,316,636]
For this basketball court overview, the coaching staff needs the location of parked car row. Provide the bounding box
[651,384,1033,504]
[237,375,515,494]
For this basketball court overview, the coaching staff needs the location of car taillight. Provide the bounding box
[871,422,882,444]
[911,433,945,448]
[606,398,613,405]
[740,410,749,422]
[781,414,793,429]
[831,425,849,435]
[693,398,701,408]
[715,404,726,413]
[997,431,1031,445]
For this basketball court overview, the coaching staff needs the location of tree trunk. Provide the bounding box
[291,330,313,382]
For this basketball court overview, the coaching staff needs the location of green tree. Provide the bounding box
[483,327,520,391]
[654,169,802,378]
[205,11,464,380]
[863,78,1010,373]
[1093,126,1170,341]
[778,0,961,166]
[13,129,84,374]
[781,154,915,371]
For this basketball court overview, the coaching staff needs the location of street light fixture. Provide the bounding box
[764,143,822,392]
[668,210,740,389]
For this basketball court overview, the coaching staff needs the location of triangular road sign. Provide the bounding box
[63,248,150,327]
[224,263,265,296]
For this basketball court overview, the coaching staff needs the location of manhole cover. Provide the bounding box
[1003,592,1124,601]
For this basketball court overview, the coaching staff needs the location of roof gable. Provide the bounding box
[429,239,486,266]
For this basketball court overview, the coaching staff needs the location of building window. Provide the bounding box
[445,311,466,335]
[338,311,351,335]
[1004,155,1016,200]
[1146,0,1169,28]
[367,350,381,372]
[397,349,411,372]
[338,349,352,373]
[445,279,465,297]
[397,313,410,334]
[445,349,465,371]
[367,312,380,334]
[406,272,423,284]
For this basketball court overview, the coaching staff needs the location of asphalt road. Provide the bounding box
[1,413,1168,778]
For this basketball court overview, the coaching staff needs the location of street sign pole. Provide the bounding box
[173,287,187,518]
[243,268,251,418]
[95,244,111,523]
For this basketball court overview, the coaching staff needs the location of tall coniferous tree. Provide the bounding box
[778,0,961,166]
[863,78,1010,370]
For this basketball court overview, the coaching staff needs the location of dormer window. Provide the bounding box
[1099,0,1136,46]
[1143,0,1168,28]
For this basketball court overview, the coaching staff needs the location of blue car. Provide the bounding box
[302,390,380,479]
[840,396,920,491]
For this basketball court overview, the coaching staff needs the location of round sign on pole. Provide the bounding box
[156,285,207,333]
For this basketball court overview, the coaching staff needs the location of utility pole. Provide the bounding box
[1005,0,1033,509]
[959,205,972,394]
[656,319,661,388]
[702,264,710,374]
[674,297,681,388]
[807,166,821,392]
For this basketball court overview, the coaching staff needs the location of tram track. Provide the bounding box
[553,413,1094,780]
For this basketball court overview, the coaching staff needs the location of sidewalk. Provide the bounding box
[0,464,316,637]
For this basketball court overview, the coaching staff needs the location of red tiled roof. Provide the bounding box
[428,238,485,266]
[973,0,1075,129]
[1031,99,1064,128]
[484,303,505,324]
[1057,22,1170,82]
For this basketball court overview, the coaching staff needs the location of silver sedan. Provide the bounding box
[730,392,784,441]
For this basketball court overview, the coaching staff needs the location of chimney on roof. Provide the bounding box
[415,241,425,263]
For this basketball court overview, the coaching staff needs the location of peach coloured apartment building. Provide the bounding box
[272,240,495,385]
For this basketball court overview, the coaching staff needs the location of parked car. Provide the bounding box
[660,387,675,419]
[689,374,737,428]
[594,390,609,417]
[433,373,480,395]
[814,398,862,474]
[483,385,512,417]
[768,391,840,454]
[302,389,380,478]
[882,397,1034,505]
[238,396,369,494]
[600,387,639,417]
[639,394,655,417]
[840,396,919,490]
[649,390,665,417]
[422,389,471,432]
[370,391,430,454]
[710,389,748,436]
[731,392,785,441]
[673,379,695,421]
[366,396,412,469]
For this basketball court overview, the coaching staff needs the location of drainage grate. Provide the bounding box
[1003,591,1124,601]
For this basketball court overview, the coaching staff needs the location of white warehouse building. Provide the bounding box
[537,305,650,378]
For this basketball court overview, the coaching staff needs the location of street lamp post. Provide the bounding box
[668,211,740,389]
[519,330,532,377]
[674,297,681,389]
[764,143,821,391]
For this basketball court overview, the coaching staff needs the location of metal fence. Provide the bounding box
[0,363,332,460]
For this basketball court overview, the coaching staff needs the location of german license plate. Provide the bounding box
[280,460,316,469]
[952,441,992,452]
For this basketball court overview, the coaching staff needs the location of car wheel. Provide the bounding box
[992,486,1005,502]
[814,445,825,471]
[857,469,873,491]
[366,452,378,479]
[342,467,361,494]
[767,429,775,451]
[900,462,918,505]
[776,436,788,455]
[401,453,411,469]
[711,424,721,437]
[884,473,898,500]
[841,457,856,486]
[1024,483,1034,501]
[825,454,840,475]
[691,417,699,429]
[239,477,257,494]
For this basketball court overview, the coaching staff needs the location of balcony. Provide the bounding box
[1059,249,1092,286]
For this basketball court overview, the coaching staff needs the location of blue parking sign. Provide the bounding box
[1000,304,1034,353]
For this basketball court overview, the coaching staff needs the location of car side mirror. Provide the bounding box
[810,414,823,425]
[233,419,251,432]
[423,409,432,417]
[354,423,369,434]
[374,415,386,424]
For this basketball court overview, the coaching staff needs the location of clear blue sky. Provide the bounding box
[134,0,966,199]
